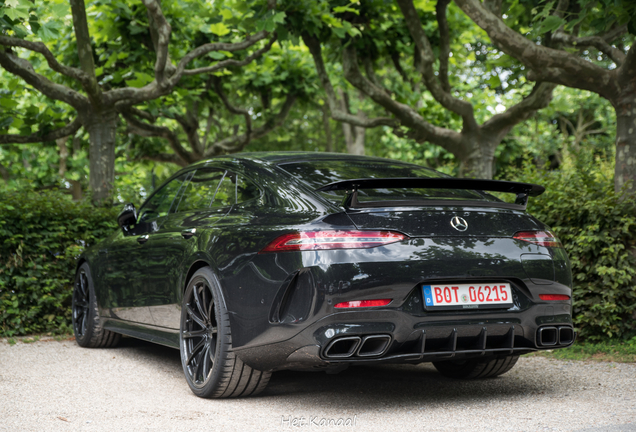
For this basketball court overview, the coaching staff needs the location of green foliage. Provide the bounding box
[0,189,118,337]
[503,153,636,341]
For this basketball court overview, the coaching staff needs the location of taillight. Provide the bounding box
[539,294,570,301]
[513,230,562,247]
[334,299,392,308]
[259,230,407,253]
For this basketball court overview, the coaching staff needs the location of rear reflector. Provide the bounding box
[259,230,407,253]
[513,230,562,247]
[539,294,570,301]
[334,299,392,308]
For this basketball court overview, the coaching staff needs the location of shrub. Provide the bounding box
[503,154,636,340]
[0,189,118,337]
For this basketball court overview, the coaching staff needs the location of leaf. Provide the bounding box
[538,16,566,34]
[272,11,286,24]
[209,22,230,36]
[51,4,68,18]
[125,72,154,88]
[486,75,502,88]
[37,21,63,42]
[220,8,233,20]
[5,5,29,20]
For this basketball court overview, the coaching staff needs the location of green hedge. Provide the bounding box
[0,190,117,337]
[506,157,636,341]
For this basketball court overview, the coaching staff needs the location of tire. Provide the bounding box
[72,262,121,348]
[433,355,519,379]
[180,267,271,398]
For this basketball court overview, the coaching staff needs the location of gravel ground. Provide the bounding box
[1,337,635,432]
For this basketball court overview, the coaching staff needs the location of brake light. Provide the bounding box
[259,230,407,253]
[539,294,570,301]
[334,299,392,308]
[513,230,562,247]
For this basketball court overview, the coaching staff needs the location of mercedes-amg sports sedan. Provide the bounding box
[72,152,574,398]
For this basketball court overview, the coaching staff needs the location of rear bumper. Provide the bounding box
[234,299,574,371]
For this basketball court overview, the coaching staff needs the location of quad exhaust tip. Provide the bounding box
[324,335,392,358]
[537,326,574,347]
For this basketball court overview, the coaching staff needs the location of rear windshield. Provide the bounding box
[278,160,501,204]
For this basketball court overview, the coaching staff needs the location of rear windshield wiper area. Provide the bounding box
[315,178,545,210]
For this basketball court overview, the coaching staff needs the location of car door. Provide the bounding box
[106,172,192,323]
[143,168,234,329]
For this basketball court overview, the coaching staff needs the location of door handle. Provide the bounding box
[181,228,197,239]
[137,234,149,244]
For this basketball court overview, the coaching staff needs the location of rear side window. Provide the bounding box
[212,172,235,208]
[174,169,225,212]
[278,160,499,203]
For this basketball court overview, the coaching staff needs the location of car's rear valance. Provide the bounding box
[315,177,545,210]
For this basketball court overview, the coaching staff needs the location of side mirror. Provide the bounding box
[117,203,137,232]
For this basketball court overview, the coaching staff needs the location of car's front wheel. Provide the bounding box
[433,355,519,379]
[72,262,121,348]
[180,267,271,398]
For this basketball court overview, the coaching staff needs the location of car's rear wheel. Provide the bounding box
[180,267,271,398]
[72,262,121,348]
[433,355,519,379]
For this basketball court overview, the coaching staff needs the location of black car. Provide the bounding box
[72,152,574,398]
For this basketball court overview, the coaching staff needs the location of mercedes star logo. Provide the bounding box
[450,216,468,232]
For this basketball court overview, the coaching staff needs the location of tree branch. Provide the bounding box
[0,50,89,109]
[69,0,101,106]
[436,0,452,93]
[0,118,82,144]
[397,0,477,129]
[183,35,277,75]
[212,77,252,148]
[143,0,175,88]
[122,111,193,165]
[205,94,297,157]
[301,32,397,128]
[453,0,619,100]
[481,82,556,139]
[341,43,463,152]
[140,153,188,167]
[0,36,90,84]
[106,31,270,107]
[552,31,627,66]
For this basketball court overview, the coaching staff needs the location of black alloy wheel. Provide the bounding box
[72,269,90,339]
[72,262,120,348]
[179,267,271,398]
[181,278,218,387]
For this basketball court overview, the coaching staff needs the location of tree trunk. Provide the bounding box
[350,124,366,155]
[0,162,9,182]
[457,133,497,179]
[614,92,636,194]
[321,102,334,152]
[84,111,117,204]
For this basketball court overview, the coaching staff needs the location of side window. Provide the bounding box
[174,169,225,213]
[237,175,260,204]
[211,172,235,208]
[138,172,191,223]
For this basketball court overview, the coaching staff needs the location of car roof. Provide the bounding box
[200,151,437,170]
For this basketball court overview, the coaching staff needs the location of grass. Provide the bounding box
[532,337,636,363]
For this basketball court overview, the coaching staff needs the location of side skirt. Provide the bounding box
[103,318,180,349]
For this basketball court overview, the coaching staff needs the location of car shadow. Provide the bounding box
[111,336,567,408]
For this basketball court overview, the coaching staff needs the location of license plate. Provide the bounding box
[422,283,513,309]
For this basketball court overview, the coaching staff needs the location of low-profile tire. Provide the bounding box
[180,267,271,398]
[72,262,121,348]
[433,355,519,379]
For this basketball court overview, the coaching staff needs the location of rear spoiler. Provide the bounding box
[315,177,545,210]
